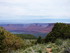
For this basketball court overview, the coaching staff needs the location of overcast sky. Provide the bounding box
[0,0,70,23]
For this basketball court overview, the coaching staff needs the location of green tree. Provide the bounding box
[36,36,42,44]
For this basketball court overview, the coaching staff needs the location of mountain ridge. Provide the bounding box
[0,23,54,37]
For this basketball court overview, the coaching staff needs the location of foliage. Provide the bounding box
[0,31,6,53]
[16,34,37,39]
[36,36,42,44]
[63,47,70,53]
[23,39,37,49]
[45,23,70,42]
[55,39,63,46]
[0,27,24,53]
[12,39,70,53]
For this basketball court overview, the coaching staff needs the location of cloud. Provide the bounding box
[0,0,70,23]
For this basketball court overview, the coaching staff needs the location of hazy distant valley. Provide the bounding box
[0,23,54,37]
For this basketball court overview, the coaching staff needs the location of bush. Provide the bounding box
[63,47,70,53]
[12,39,70,53]
[55,39,63,46]
[0,27,24,53]
[0,32,6,53]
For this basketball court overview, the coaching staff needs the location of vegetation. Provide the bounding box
[0,31,5,53]
[0,27,24,53]
[36,36,43,44]
[45,23,70,43]
[0,23,70,53]
[16,34,36,39]
[12,39,70,53]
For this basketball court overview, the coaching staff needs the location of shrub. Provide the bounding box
[55,39,63,46]
[63,47,70,53]
[0,27,24,53]
[0,32,6,53]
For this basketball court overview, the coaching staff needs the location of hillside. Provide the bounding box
[0,23,54,37]
[0,27,24,52]
[45,23,70,42]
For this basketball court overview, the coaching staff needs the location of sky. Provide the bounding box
[0,0,70,23]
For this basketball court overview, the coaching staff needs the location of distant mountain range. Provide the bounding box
[0,23,54,37]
